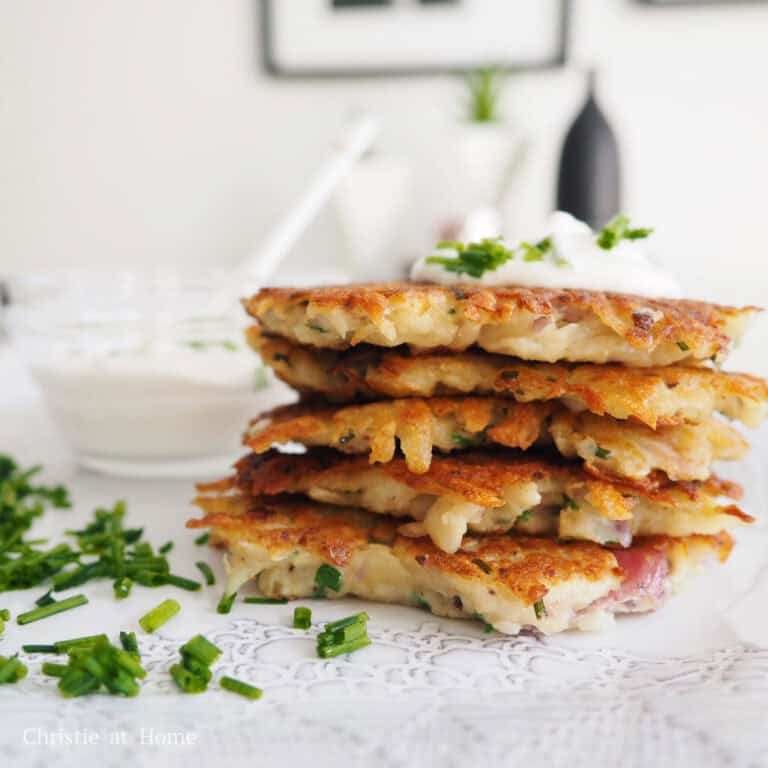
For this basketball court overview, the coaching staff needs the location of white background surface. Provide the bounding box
[1,0,768,361]
[2,340,768,767]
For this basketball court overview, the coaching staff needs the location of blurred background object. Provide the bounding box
[0,0,767,375]
[556,70,621,229]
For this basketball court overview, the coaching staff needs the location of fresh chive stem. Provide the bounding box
[54,634,109,653]
[220,675,263,700]
[22,644,58,654]
[119,631,139,655]
[138,598,180,633]
[113,576,132,600]
[163,574,201,591]
[195,562,215,586]
[243,597,287,605]
[35,591,56,607]
[324,612,368,633]
[16,593,88,625]
[317,636,371,659]
[217,592,237,615]
[42,662,68,677]
[180,635,222,667]
[293,606,311,630]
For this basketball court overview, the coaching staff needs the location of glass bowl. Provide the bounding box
[4,268,285,477]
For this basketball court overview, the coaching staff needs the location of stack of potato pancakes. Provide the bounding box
[190,284,768,635]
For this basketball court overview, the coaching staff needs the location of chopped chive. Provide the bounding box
[16,593,88,625]
[472,558,492,574]
[59,668,100,697]
[119,631,139,655]
[159,541,174,554]
[113,576,133,600]
[594,446,611,460]
[163,574,202,591]
[180,635,222,667]
[170,663,208,694]
[138,598,180,633]
[314,564,342,595]
[217,592,237,614]
[563,495,579,511]
[534,599,547,619]
[195,562,215,586]
[324,612,368,633]
[54,634,109,653]
[293,606,312,629]
[35,591,56,607]
[676,340,690,352]
[220,676,263,700]
[115,650,146,679]
[317,636,371,659]
[0,655,28,684]
[42,662,68,677]
[22,644,59,654]
[516,510,532,523]
[0,609,9,621]
[318,622,367,647]
[243,596,287,605]
[306,323,327,333]
[194,532,210,546]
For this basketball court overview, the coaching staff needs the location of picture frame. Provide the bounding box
[260,0,571,78]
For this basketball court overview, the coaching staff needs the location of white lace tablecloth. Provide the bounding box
[2,344,768,768]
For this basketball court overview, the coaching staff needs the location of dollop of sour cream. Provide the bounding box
[411,211,682,299]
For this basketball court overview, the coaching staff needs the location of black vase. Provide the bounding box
[557,71,621,229]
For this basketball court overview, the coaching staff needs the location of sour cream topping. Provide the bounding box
[411,211,682,299]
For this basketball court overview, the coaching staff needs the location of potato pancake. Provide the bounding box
[244,283,757,366]
[208,450,749,554]
[188,496,733,636]
[244,397,747,481]
[249,328,768,429]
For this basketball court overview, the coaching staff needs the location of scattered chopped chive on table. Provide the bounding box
[113,576,133,600]
[317,636,371,659]
[293,606,312,630]
[16,594,88,625]
[119,631,139,656]
[243,597,287,605]
[35,591,56,607]
[220,676,263,700]
[138,599,180,633]
[316,612,370,659]
[195,562,215,586]
[41,662,68,678]
[163,574,201,592]
[0,655,28,684]
[217,592,237,614]
[55,634,109,653]
[22,644,58,654]
[181,635,222,667]
[194,532,210,546]
[159,541,174,554]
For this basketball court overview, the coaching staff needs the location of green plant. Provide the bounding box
[465,68,504,123]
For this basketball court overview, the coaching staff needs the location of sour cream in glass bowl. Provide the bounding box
[4,269,289,477]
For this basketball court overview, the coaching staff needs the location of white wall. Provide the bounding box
[1,0,767,368]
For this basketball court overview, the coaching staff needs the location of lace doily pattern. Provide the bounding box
[2,618,768,768]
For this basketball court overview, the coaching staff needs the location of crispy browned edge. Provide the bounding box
[186,496,734,606]
[200,450,750,524]
[244,282,759,353]
[248,326,768,428]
